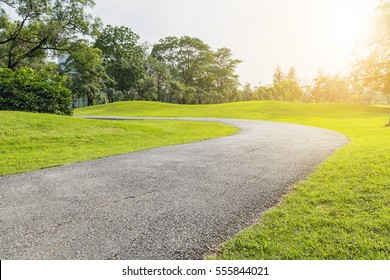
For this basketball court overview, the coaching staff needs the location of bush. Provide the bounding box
[0,67,72,115]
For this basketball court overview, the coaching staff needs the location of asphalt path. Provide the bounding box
[0,118,349,259]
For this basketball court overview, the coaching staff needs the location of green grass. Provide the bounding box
[77,101,390,259]
[0,111,238,176]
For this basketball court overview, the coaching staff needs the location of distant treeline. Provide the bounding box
[242,66,387,105]
[0,0,388,115]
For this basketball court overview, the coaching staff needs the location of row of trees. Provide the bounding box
[0,0,389,115]
[241,66,382,105]
[0,0,242,112]
[242,0,390,105]
[86,30,242,105]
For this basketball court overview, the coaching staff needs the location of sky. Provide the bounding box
[92,0,378,86]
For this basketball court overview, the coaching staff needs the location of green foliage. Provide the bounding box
[352,0,390,95]
[274,79,303,102]
[151,36,241,104]
[61,43,110,106]
[211,48,242,103]
[270,66,304,101]
[311,72,351,103]
[0,0,101,70]
[273,65,285,84]
[143,56,172,102]
[94,25,145,102]
[252,85,277,101]
[0,67,72,115]
[0,111,238,176]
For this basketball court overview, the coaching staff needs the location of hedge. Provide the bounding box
[0,67,72,115]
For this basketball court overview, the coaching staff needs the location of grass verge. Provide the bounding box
[77,101,390,259]
[0,111,238,176]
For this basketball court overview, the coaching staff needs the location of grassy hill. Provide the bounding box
[0,111,237,176]
[75,100,388,120]
[76,101,390,259]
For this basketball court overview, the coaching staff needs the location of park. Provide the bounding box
[0,0,389,261]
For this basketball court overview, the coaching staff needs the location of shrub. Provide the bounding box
[0,67,72,115]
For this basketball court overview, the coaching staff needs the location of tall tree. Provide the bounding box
[272,66,303,101]
[0,0,100,70]
[352,0,390,97]
[311,72,351,103]
[210,48,241,103]
[151,36,241,104]
[61,43,109,106]
[287,66,298,82]
[142,56,172,102]
[151,36,215,104]
[273,65,285,84]
[94,25,145,102]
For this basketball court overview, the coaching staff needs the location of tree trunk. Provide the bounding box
[87,95,94,107]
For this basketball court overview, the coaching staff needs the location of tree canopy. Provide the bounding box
[94,25,145,102]
[151,36,241,104]
[352,0,390,96]
[61,43,109,106]
[0,0,100,70]
[2,0,388,114]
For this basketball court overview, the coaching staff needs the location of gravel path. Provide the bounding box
[0,118,349,259]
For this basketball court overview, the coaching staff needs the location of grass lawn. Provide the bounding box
[0,111,238,176]
[77,101,390,259]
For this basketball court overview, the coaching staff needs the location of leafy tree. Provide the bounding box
[142,56,172,102]
[253,85,276,100]
[241,83,253,101]
[210,48,241,103]
[273,65,285,84]
[274,79,303,102]
[311,72,351,103]
[271,66,303,101]
[352,0,390,97]
[138,75,158,101]
[151,36,215,104]
[167,79,186,104]
[95,25,145,102]
[287,66,298,81]
[152,37,212,85]
[151,36,241,104]
[61,43,109,106]
[0,0,100,70]
[0,67,72,115]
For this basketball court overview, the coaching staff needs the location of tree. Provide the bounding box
[271,66,303,101]
[61,43,109,106]
[0,0,100,70]
[138,75,158,101]
[241,83,253,101]
[274,79,303,102]
[151,36,241,104]
[287,66,298,82]
[142,56,172,102]
[273,65,285,84]
[152,36,213,86]
[253,85,275,100]
[352,0,390,97]
[151,36,215,104]
[94,25,145,102]
[210,48,241,103]
[311,72,351,103]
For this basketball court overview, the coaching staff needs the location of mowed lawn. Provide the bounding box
[77,101,390,259]
[0,111,238,176]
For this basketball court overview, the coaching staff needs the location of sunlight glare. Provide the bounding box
[317,0,376,73]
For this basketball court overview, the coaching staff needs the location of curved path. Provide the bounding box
[0,118,349,259]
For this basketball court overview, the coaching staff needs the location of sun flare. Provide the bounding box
[302,0,378,76]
